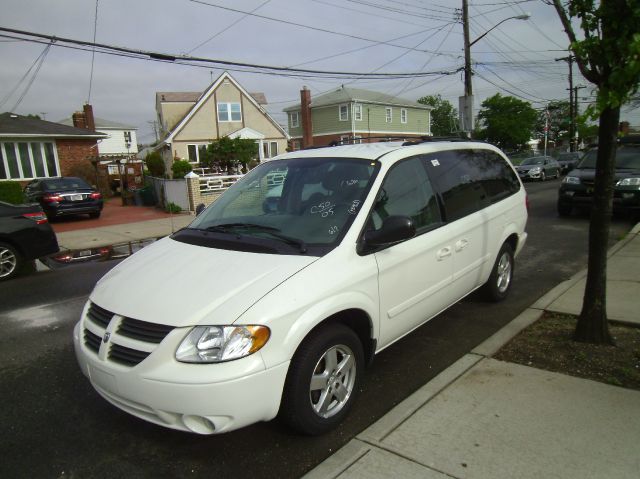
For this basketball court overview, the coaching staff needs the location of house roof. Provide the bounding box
[163,71,287,143]
[156,91,268,105]
[58,116,137,130]
[283,86,432,112]
[0,113,107,139]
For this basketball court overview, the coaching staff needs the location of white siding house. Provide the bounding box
[59,117,138,157]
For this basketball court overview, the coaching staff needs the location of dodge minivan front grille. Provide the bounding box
[83,301,175,368]
[87,302,114,328]
[117,318,174,344]
[109,344,151,366]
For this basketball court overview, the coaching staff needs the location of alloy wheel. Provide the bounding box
[0,246,18,279]
[496,252,512,294]
[309,344,357,419]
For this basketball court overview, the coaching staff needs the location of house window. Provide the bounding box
[291,140,301,151]
[187,144,209,163]
[339,104,349,121]
[0,141,59,180]
[124,131,132,144]
[290,112,300,128]
[354,104,362,121]
[386,107,393,123]
[353,136,362,144]
[401,109,407,124]
[340,135,350,144]
[217,102,242,122]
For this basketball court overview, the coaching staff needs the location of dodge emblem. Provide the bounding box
[103,332,111,343]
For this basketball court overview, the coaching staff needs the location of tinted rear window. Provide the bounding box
[43,178,91,190]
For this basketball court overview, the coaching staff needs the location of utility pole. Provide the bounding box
[555,55,574,151]
[461,0,473,136]
[573,84,586,150]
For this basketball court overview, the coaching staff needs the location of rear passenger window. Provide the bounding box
[472,150,520,203]
[371,157,441,233]
[423,150,490,222]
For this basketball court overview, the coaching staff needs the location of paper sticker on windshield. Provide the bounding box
[348,200,361,215]
[328,226,339,235]
[431,159,440,166]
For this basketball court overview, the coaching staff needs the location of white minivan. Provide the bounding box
[73,140,528,435]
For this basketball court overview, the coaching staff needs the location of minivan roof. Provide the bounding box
[275,140,494,161]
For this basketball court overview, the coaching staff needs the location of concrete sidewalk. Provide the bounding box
[55,214,193,252]
[305,223,640,479]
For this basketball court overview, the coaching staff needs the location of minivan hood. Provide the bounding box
[90,237,317,327]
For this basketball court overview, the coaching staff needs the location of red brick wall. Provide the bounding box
[55,139,98,176]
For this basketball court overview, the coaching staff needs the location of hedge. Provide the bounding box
[0,181,25,204]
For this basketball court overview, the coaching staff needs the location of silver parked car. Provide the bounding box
[515,156,560,181]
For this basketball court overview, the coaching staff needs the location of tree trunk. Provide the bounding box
[573,105,619,344]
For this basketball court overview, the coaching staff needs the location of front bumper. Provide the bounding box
[558,185,640,211]
[73,311,289,434]
[518,170,542,180]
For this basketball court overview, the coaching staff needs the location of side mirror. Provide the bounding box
[195,203,206,216]
[363,215,416,247]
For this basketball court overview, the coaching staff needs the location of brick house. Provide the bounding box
[0,110,106,187]
[284,86,432,149]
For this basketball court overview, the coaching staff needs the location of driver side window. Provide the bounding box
[372,158,441,233]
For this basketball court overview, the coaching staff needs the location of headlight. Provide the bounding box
[529,167,541,174]
[562,176,581,185]
[176,325,270,363]
[616,177,640,186]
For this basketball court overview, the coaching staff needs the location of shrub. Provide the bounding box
[145,151,166,177]
[0,181,25,204]
[171,159,192,179]
[165,202,182,214]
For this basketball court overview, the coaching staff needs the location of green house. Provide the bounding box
[284,86,432,149]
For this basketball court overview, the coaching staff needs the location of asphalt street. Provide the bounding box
[0,178,633,478]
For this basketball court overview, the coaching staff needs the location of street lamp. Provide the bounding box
[461,1,530,135]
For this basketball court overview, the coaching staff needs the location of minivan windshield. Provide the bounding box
[188,157,379,254]
[579,147,640,169]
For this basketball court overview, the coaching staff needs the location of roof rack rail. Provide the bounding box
[401,134,476,146]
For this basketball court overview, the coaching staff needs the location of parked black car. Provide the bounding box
[515,156,561,181]
[0,201,59,281]
[558,138,640,218]
[557,152,582,174]
[24,177,103,220]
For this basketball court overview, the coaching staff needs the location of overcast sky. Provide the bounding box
[1,0,638,144]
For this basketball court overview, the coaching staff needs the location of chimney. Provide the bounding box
[301,86,313,148]
[83,103,96,131]
[72,111,87,129]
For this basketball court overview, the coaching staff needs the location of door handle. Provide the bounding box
[437,246,452,260]
[455,239,468,252]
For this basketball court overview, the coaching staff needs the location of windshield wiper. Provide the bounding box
[205,223,307,253]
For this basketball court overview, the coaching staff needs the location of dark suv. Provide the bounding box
[557,138,640,217]
[24,177,103,220]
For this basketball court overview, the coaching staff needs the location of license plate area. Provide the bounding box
[70,194,83,201]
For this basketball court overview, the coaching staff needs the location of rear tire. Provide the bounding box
[0,242,23,281]
[482,243,514,302]
[279,323,363,435]
[89,211,101,219]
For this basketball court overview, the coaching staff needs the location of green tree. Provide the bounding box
[549,0,640,344]
[145,151,166,177]
[171,159,192,179]
[477,94,537,149]
[204,137,259,172]
[537,100,571,142]
[417,94,458,136]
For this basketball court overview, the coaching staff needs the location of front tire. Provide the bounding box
[482,243,514,302]
[279,323,364,435]
[0,242,23,281]
[540,171,546,182]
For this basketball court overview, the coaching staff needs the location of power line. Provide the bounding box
[0,27,462,80]
[187,0,272,54]
[0,42,51,110]
[10,43,52,112]
[188,0,460,59]
[87,0,99,103]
